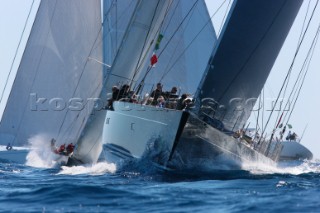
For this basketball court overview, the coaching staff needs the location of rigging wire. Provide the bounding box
[217,0,232,37]
[58,0,172,158]
[280,29,317,128]
[261,88,265,134]
[56,0,115,141]
[162,0,181,34]
[159,0,228,82]
[272,0,314,129]
[157,0,201,59]
[97,0,136,60]
[57,0,155,159]
[259,0,319,141]
[254,91,262,135]
[7,1,56,146]
[297,0,312,48]
[0,0,35,105]
[158,3,197,84]
[133,1,182,93]
[130,0,172,85]
[285,24,320,125]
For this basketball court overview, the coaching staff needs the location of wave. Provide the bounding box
[58,162,116,176]
[242,159,320,175]
[25,134,67,168]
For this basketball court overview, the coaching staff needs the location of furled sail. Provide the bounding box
[197,0,303,131]
[0,0,103,146]
[137,0,217,95]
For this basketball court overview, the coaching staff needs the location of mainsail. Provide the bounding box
[71,0,172,164]
[104,0,172,91]
[197,0,303,131]
[0,0,103,146]
[103,0,138,70]
[137,0,217,95]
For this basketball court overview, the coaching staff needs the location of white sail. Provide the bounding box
[103,0,139,69]
[70,0,172,164]
[104,0,172,90]
[0,0,103,147]
[138,0,217,94]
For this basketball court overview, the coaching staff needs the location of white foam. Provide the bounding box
[58,162,117,176]
[243,159,320,175]
[25,134,64,168]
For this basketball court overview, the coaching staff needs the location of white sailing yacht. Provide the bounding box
[102,0,305,170]
[0,0,308,170]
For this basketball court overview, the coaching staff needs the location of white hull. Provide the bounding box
[102,102,275,170]
[102,102,185,165]
[278,141,313,161]
[0,146,29,164]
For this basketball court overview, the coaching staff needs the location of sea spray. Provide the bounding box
[25,134,65,168]
[58,162,116,176]
[243,159,320,175]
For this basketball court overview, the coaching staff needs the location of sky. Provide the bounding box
[0,0,320,158]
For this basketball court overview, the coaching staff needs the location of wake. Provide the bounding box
[25,134,116,175]
[242,159,320,175]
[58,162,116,176]
[24,134,319,177]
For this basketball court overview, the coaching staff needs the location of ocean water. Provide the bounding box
[1,153,320,213]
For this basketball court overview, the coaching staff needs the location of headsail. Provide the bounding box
[197,0,303,131]
[0,0,103,146]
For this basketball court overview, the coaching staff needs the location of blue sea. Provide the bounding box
[1,153,320,213]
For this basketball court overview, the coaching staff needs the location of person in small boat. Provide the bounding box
[150,83,164,105]
[66,143,75,155]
